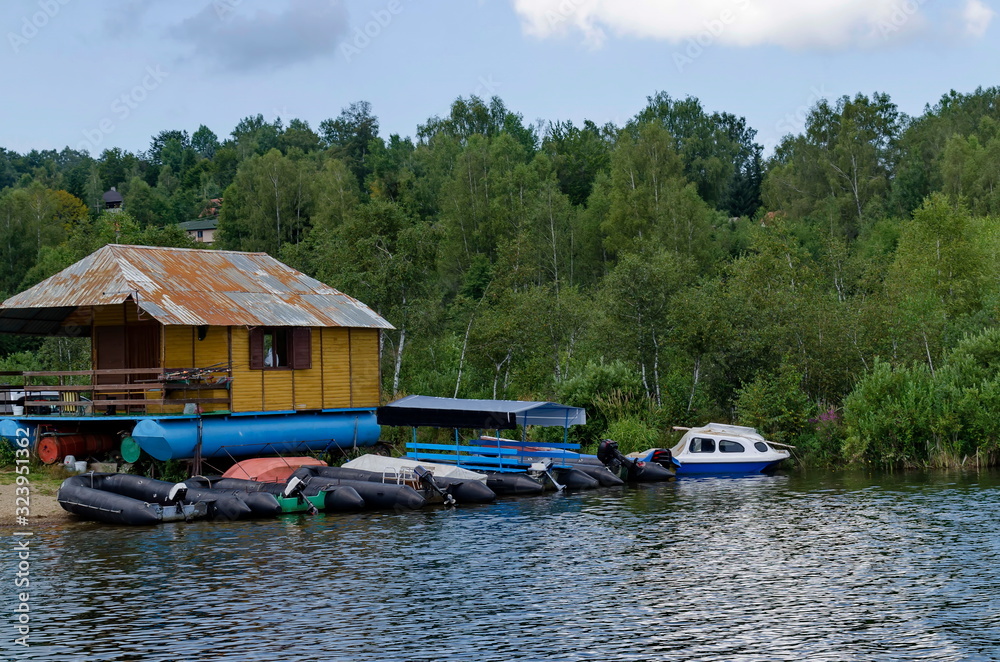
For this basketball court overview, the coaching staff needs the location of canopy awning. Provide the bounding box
[377,395,586,429]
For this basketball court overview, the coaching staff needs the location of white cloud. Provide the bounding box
[963,0,995,37]
[510,0,961,50]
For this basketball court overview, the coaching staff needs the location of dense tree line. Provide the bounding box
[5,88,1000,466]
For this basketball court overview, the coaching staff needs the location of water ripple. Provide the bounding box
[6,470,1000,661]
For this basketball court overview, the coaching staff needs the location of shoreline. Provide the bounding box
[0,481,71,524]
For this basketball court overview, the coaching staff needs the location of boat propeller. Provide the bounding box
[283,476,319,515]
[528,460,565,492]
[413,465,456,506]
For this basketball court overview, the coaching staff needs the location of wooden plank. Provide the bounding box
[293,336,323,409]
[262,370,293,410]
[163,383,232,391]
[93,398,231,406]
[20,384,165,392]
[22,368,166,377]
[32,398,232,407]
[404,452,514,464]
[230,326,260,413]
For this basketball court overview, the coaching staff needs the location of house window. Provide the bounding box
[196,230,204,240]
[263,329,288,367]
[250,327,311,370]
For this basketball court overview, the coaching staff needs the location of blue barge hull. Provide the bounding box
[133,410,381,460]
[0,409,381,461]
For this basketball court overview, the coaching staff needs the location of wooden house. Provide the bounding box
[0,244,393,461]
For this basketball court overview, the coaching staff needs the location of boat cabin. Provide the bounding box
[667,423,790,474]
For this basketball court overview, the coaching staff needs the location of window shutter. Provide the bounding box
[291,327,312,369]
[249,327,264,369]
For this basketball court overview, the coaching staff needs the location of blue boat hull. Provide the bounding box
[673,460,783,475]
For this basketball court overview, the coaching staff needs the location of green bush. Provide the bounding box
[842,360,935,466]
[735,363,814,445]
[796,407,845,467]
[557,360,645,444]
[604,416,662,455]
[0,438,16,468]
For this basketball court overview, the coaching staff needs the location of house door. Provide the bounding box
[94,325,160,410]
[127,325,160,371]
[94,326,126,384]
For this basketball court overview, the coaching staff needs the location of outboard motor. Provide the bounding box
[597,439,628,473]
[649,448,673,468]
[597,439,674,483]
[412,465,456,506]
[283,475,319,515]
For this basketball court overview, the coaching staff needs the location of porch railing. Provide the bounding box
[0,366,232,416]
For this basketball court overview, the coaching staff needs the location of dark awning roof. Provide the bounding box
[0,307,80,336]
[377,395,586,429]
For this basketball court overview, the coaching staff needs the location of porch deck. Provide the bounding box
[0,366,232,417]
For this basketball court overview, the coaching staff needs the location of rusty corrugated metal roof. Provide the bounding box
[0,244,394,331]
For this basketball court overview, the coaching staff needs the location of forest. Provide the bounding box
[4,88,1000,467]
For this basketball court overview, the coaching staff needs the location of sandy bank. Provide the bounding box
[0,480,71,525]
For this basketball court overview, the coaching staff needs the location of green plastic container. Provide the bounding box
[120,436,142,463]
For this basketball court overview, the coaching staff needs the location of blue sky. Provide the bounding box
[1,0,996,157]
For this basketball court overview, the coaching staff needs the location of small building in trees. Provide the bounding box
[178,218,218,244]
[102,187,123,212]
[0,244,392,466]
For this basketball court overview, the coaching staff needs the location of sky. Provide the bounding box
[0,0,997,158]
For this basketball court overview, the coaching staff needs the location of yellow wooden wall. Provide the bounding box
[230,327,261,412]
[90,300,146,327]
[77,309,381,414]
[322,328,351,409]
[294,334,323,410]
[151,325,191,414]
[349,329,381,407]
[229,326,381,413]
[152,324,231,413]
[164,326,193,368]
[195,326,228,369]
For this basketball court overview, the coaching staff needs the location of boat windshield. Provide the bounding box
[754,442,769,452]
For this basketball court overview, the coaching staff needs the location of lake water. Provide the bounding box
[6,469,1000,662]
